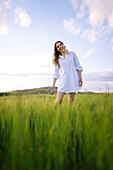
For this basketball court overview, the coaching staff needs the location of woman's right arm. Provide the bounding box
[51,78,57,93]
[51,65,59,93]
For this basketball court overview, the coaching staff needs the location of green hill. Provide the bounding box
[0,87,96,96]
[0,87,57,96]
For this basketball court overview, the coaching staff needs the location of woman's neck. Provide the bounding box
[61,49,69,57]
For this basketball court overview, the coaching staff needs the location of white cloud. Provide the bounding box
[112,46,113,52]
[15,7,31,27]
[82,48,96,58]
[81,81,113,93]
[69,0,79,10]
[74,0,113,30]
[63,18,81,35]
[82,29,98,42]
[111,38,113,43]
[69,0,113,42]
[86,49,95,56]
[76,0,86,18]
[0,0,11,36]
[83,70,113,82]
[0,25,9,35]
[88,8,105,28]
[111,38,113,52]
[106,9,113,30]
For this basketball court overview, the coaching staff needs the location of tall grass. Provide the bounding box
[0,93,113,170]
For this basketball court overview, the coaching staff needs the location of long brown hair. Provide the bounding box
[52,41,64,68]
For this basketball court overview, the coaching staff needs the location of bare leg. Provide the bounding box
[68,92,76,106]
[55,91,65,104]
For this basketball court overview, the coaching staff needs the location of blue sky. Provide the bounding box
[0,0,113,93]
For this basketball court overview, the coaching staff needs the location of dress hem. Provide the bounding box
[57,90,79,94]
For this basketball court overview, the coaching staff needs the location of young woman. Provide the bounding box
[51,41,83,105]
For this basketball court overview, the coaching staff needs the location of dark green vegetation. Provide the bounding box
[0,86,95,96]
[0,86,55,96]
[0,93,113,170]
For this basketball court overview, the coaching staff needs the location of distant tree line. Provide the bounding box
[0,93,10,96]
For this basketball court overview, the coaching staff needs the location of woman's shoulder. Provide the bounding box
[68,51,76,55]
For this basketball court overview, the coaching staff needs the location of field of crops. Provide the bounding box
[0,93,113,170]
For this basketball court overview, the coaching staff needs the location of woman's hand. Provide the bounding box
[79,77,83,87]
[77,70,83,87]
[51,85,55,93]
[51,78,57,93]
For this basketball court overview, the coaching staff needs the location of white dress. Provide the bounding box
[53,51,83,93]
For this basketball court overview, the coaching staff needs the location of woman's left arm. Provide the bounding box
[77,70,83,87]
[73,52,83,87]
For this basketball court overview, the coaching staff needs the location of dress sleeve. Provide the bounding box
[73,52,83,72]
[53,65,59,79]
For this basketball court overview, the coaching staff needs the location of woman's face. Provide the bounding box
[56,42,65,53]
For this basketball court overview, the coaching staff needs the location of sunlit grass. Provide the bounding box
[0,93,113,170]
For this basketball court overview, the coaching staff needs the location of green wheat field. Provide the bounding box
[0,93,113,170]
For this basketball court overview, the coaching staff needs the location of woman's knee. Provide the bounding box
[68,97,74,102]
[56,92,64,100]
[68,93,75,101]
[55,98,62,104]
